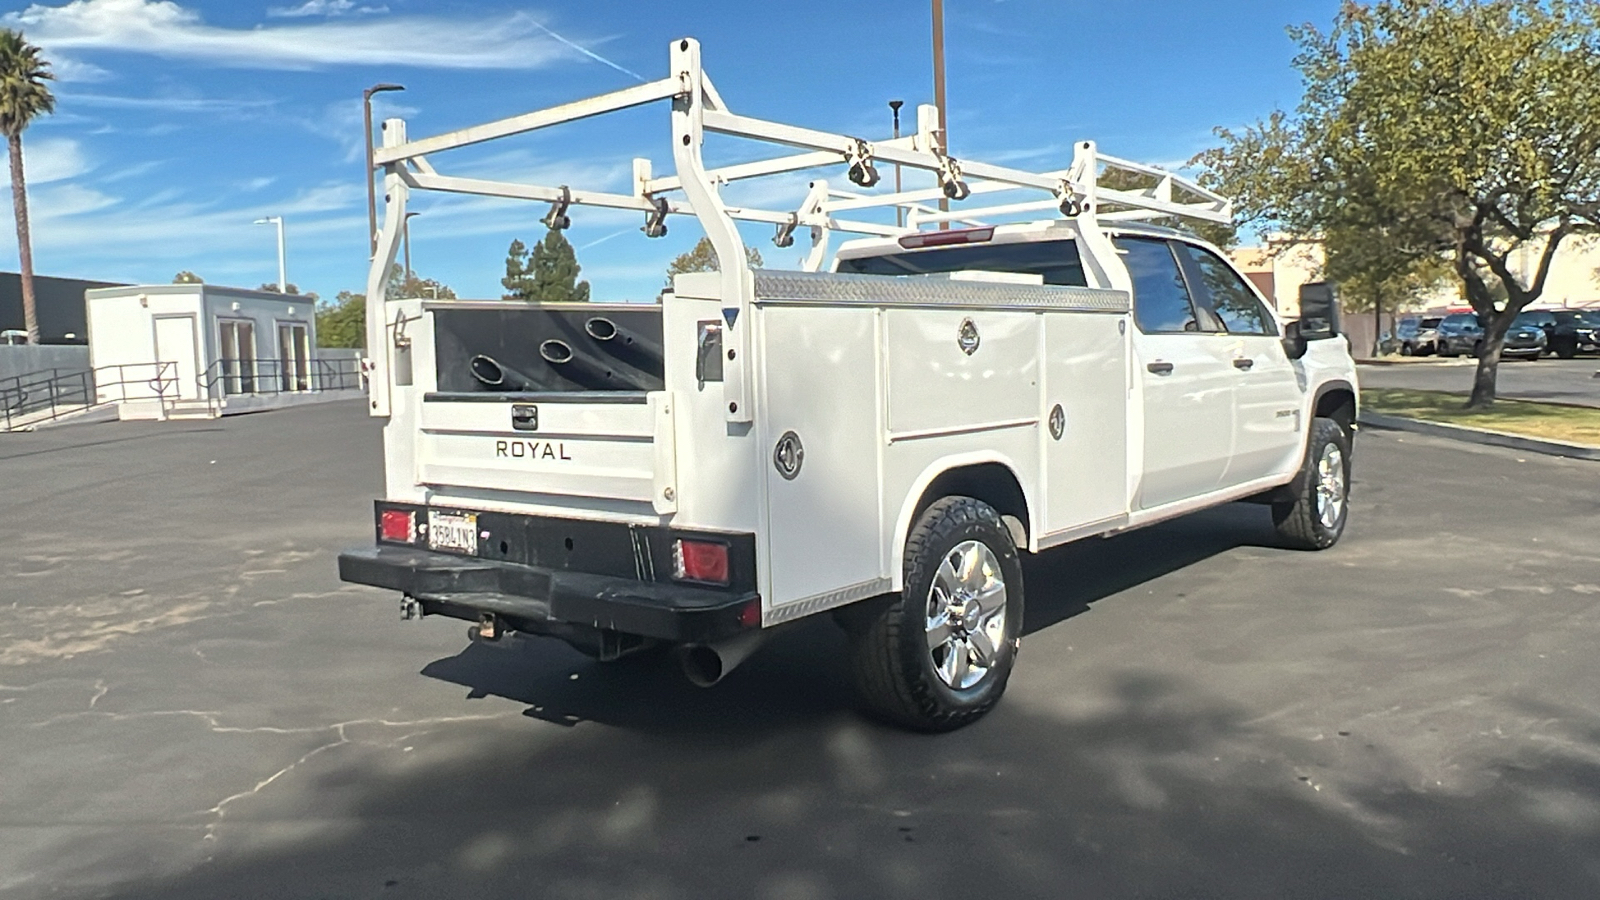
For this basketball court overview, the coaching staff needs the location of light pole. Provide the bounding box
[890,100,905,228]
[932,0,949,223]
[403,211,420,284]
[253,216,286,292]
[364,82,406,257]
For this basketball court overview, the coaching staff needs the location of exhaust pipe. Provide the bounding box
[585,316,664,368]
[676,629,775,688]
[539,339,651,390]
[469,354,542,392]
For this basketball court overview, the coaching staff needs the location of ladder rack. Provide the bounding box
[364,37,1232,420]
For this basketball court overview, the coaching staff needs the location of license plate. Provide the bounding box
[427,510,479,555]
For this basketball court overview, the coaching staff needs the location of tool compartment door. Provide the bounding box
[1041,312,1129,537]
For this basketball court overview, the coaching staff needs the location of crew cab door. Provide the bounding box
[1174,243,1305,485]
[1118,237,1235,509]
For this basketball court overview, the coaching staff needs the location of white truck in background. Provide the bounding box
[339,39,1358,731]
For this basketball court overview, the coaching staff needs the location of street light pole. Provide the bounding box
[364,82,405,257]
[932,0,950,224]
[889,100,905,228]
[254,216,286,292]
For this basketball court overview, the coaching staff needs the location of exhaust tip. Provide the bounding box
[539,339,575,365]
[678,645,727,688]
[584,317,618,341]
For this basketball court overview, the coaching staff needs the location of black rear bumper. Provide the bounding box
[338,545,759,644]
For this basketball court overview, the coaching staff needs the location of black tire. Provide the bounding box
[1272,417,1351,551]
[1557,341,1577,360]
[848,496,1023,732]
[1400,343,1414,357]
[1438,343,1454,358]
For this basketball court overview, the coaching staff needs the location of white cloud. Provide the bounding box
[267,0,388,18]
[46,54,112,82]
[22,136,93,184]
[62,92,276,114]
[5,0,631,72]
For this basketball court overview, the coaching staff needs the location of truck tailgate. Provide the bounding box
[417,394,676,511]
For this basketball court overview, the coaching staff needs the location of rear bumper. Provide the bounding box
[339,545,759,644]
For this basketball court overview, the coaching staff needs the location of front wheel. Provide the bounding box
[848,496,1023,732]
[1272,417,1351,551]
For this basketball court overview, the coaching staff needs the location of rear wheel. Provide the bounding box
[1438,343,1454,358]
[1272,417,1351,551]
[848,496,1023,732]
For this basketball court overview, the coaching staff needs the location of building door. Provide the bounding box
[153,315,200,401]
[278,322,310,392]
[218,320,257,394]
[1117,237,1236,510]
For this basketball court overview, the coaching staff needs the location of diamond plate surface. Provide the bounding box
[752,270,1129,313]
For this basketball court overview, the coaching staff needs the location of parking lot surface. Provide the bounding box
[1359,357,1600,407]
[3,402,1600,899]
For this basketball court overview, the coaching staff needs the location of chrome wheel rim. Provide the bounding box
[925,540,1007,690]
[1315,443,1346,530]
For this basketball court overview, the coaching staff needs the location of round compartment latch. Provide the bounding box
[958,318,981,356]
[773,431,804,480]
[1048,404,1066,441]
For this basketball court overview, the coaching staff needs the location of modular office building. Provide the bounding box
[85,284,335,418]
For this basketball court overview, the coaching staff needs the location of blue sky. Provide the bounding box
[3,0,1339,303]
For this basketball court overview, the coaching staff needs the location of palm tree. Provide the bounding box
[0,30,53,345]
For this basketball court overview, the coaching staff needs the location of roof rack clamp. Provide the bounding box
[773,215,798,249]
[844,139,881,189]
[542,185,573,231]
[935,150,970,201]
[641,195,670,238]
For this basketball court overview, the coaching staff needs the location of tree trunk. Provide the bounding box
[8,134,38,345]
[1466,312,1513,408]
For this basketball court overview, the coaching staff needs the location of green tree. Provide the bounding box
[505,228,590,302]
[0,30,54,345]
[1195,0,1600,407]
[1322,224,1451,355]
[259,282,301,295]
[664,235,764,287]
[382,263,456,301]
[316,290,366,349]
[501,238,534,300]
[172,270,203,284]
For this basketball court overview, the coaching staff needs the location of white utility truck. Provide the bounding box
[340,39,1359,731]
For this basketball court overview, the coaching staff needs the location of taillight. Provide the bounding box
[379,508,416,544]
[672,538,730,586]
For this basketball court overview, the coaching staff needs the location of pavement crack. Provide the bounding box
[88,680,109,708]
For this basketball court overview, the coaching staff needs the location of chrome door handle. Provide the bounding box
[1147,361,1174,376]
[1233,358,1255,370]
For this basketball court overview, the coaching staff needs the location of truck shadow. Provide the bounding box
[419,501,1283,733]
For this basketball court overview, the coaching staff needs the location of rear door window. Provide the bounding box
[1113,237,1204,334]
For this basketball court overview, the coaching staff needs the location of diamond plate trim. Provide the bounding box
[764,577,894,626]
[752,270,1129,313]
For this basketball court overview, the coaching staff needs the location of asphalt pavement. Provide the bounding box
[3,402,1600,899]
[1359,357,1600,407]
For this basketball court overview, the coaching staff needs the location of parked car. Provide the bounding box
[1397,316,1442,355]
[1550,310,1600,358]
[1436,312,1547,360]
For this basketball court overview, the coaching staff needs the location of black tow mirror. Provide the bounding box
[1298,282,1341,340]
[1282,319,1309,360]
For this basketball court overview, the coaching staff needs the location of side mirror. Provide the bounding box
[1282,319,1309,360]
[1298,282,1341,340]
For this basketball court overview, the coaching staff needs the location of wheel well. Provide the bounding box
[1316,387,1357,434]
[914,463,1030,549]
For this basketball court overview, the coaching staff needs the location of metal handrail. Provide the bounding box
[198,356,365,400]
[1,362,178,432]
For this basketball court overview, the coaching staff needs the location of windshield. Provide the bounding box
[836,239,1089,286]
[1514,312,1554,327]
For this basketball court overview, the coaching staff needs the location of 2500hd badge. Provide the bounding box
[495,440,571,461]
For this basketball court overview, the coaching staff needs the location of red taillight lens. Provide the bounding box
[673,538,729,585]
[897,226,995,249]
[379,508,415,544]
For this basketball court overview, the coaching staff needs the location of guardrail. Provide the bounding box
[0,362,178,432]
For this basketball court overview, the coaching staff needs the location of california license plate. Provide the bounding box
[427,510,479,555]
